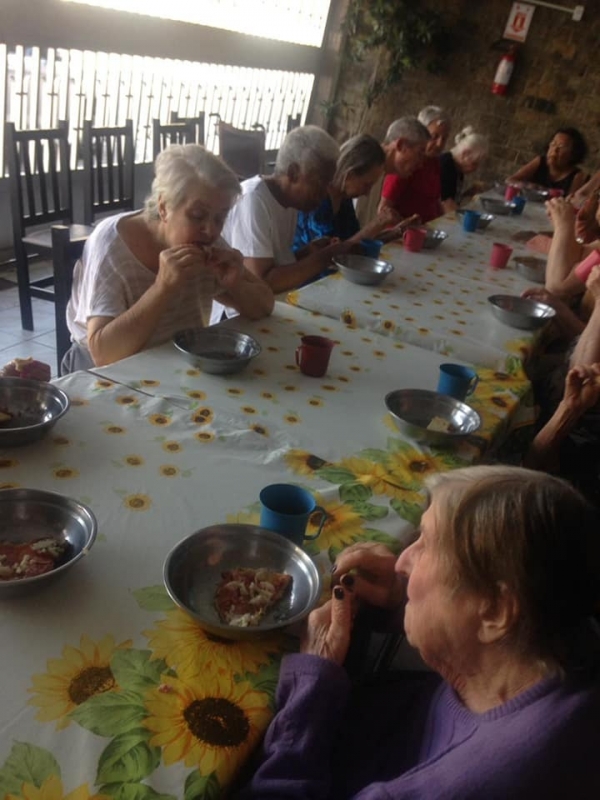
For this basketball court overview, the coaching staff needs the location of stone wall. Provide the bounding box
[329,0,600,183]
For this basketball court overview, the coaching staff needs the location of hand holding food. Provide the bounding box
[545,197,575,230]
[561,364,600,416]
[206,246,245,291]
[332,541,405,609]
[157,244,209,292]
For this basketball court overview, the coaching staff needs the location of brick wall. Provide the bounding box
[329,0,600,184]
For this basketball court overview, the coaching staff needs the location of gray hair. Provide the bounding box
[384,116,430,145]
[334,134,385,188]
[451,126,488,158]
[274,125,339,176]
[424,465,600,669]
[144,144,240,220]
[418,106,450,128]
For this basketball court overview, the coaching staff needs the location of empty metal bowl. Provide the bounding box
[479,197,516,216]
[521,186,550,203]
[164,523,322,640]
[457,210,495,230]
[333,254,394,286]
[422,230,448,250]
[0,488,97,597]
[0,378,70,447]
[385,389,481,447]
[514,256,546,284]
[488,294,556,330]
[173,328,261,375]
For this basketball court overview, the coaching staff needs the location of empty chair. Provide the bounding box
[152,119,196,160]
[82,119,135,226]
[170,111,205,145]
[217,120,266,180]
[5,121,92,331]
[51,225,86,375]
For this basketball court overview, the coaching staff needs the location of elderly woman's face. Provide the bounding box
[158,181,235,247]
[455,147,482,175]
[425,120,450,157]
[395,501,481,671]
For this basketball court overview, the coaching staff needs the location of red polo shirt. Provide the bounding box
[381,157,442,223]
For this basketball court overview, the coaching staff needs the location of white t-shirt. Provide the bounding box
[67,211,220,350]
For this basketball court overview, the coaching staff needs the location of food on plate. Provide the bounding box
[0,410,13,425]
[1,357,51,382]
[427,416,457,434]
[0,537,69,580]
[215,567,293,627]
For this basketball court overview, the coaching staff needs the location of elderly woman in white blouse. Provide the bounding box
[63,144,273,372]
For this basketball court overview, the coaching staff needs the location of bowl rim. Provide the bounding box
[163,523,322,634]
[0,487,98,589]
[332,254,394,274]
[384,388,481,437]
[173,327,262,360]
[0,377,70,435]
[487,293,556,318]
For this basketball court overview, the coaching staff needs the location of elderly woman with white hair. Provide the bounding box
[64,144,273,372]
[440,126,489,210]
[239,465,600,799]
[378,106,451,224]
[220,125,344,295]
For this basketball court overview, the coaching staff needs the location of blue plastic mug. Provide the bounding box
[462,210,482,233]
[259,484,327,547]
[360,239,383,258]
[511,196,526,215]
[437,363,478,401]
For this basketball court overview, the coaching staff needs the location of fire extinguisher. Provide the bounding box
[492,45,517,96]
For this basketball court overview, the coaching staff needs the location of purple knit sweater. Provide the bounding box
[239,653,600,799]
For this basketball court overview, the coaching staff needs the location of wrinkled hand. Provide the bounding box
[568,185,592,211]
[206,246,244,291]
[575,194,600,244]
[377,206,402,228]
[379,214,421,243]
[545,197,575,230]
[586,265,600,301]
[332,542,405,609]
[157,245,209,292]
[300,584,354,666]
[561,364,600,416]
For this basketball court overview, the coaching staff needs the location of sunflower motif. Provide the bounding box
[253,368,267,377]
[186,369,201,377]
[282,385,297,392]
[104,425,125,435]
[70,399,88,407]
[257,326,272,334]
[162,441,183,453]
[191,408,214,425]
[52,435,70,446]
[227,388,244,396]
[361,336,373,343]
[250,424,269,437]
[195,431,215,443]
[144,609,283,678]
[95,379,113,389]
[373,350,386,358]
[284,413,300,425]
[116,395,137,406]
[148,413,171,427]
[186,390,206,400]
[307,494,368,552]
[6,774,109,800]
[0,458,19,469]
[140,379,160,387]
[124,494,152,511]
[261,391,275,400]
[143,672,272,783]
[321,384,338,392]
[338,456,424,503]
[266,346,279,353]
[28,634,131,729]
[124,455,144,466]
[341,309,357,328]
[284,449,329,476]
[385,447,462,490]
[159,465,180,477]
[241,406,257,415]
[284,364,298,372]
[319,326,332,333]
[393,343,405,350]
[337,376,350,383]
[349,366,362,373]
[307,397,323,407]
[53,467,79,480]
[382,320,396,333]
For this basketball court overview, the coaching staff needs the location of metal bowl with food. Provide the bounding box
[164,523,321,640]
[0,488,97,597]
[384,389,481,448]
[479,197,516,216]
[521,186,550,203]
[488,295,556,330]
[514,256,546,284]
[173,328,261,375]
[422,230,448,250]
[333,254,394,286]
[0,378,70,447]
[457,210,495,230]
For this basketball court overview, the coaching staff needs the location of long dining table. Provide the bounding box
[0,197,551,800]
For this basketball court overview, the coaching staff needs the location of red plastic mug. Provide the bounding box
[403,227,427,253]
[574,248,600,285]
[548,188,564,199]
[504,185,519,201]
[490,242,513,269]
[295,336,335,378]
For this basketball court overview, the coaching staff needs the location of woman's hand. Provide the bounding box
[300,584,354,666]
[332,542,405,609]
[376,206,402,228]
[575,195,600,244]
[561,364,600,416]
[545,197,576,230]
[206,246,244,291]
[157,245,208,292]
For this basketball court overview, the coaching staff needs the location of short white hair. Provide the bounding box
[384,116,430,145]
[275,125,339,175]
[452,126,489,158]
[145,144,240,220]
[418,106,450,128]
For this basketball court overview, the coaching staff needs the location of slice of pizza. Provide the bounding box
[214,567,293,627]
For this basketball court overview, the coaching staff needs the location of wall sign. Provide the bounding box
[504,2,535,42]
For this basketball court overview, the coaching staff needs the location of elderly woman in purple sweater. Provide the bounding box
[239,466,600,799]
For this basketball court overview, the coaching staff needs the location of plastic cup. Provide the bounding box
[403,227,427,252]
[511,196,526,215]
[490,243,513,269]
[462,210,482,233]
[548,188,564,199]
[295,335,334,378]
[505,185,519,201]
[574,249,600,285]
[259,484,326,547]
[360,239,383,258]
[437,363,478,401]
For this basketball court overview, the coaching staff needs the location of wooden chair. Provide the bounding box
[217,120,266,180]
[169,111,205,145]
[82,119,135,225]
[5,121,92,331]
[51,225,86,374]
[152,119,196,160]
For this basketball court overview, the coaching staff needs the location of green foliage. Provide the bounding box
[0,742,60,795]
[345,0,449,107]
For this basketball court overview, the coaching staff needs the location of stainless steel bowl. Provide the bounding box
[0,378,70,447]
[479,197,516,216]
[457,210,495,230]
[0,488,97,597]
[385,389,481,447]
[422,230,448,250]
[164,524,322,640]
[333,254,394,286]
[173,328,261,375]
[514,256,546,284]
[488,294,556,330]
[521,187,550,203]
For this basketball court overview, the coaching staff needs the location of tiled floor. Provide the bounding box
[0,285,59,377]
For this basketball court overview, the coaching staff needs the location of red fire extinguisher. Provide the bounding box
[492,45,517,96]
